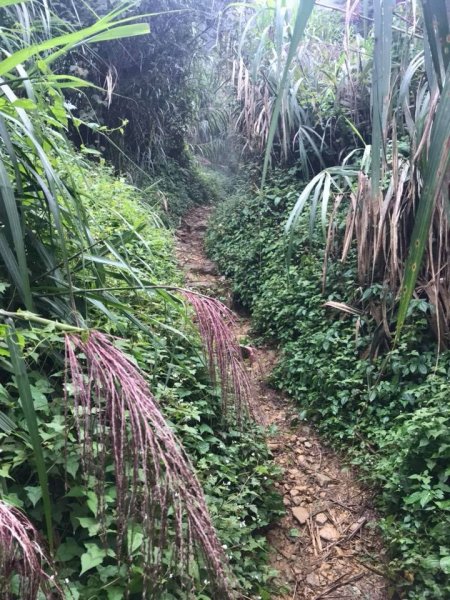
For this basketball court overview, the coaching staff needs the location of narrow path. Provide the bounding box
[176,205,389,600]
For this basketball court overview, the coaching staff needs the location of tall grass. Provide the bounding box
[1,5,254,594]
[232,0,449,345]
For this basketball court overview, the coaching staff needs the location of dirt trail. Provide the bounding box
[176,205,389,600]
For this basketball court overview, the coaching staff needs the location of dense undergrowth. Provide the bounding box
[0,154,281,599]
[1,0,448,597]
[207,169,450,599]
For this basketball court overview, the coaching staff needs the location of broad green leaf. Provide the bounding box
[24,485,42,507]
[78,517,101,537]
[86,491,98,517]
[107,588,125,600]
[127,528,144,553]
[56,538,83,562]
[440,556,450,574]
[80,543,107,575]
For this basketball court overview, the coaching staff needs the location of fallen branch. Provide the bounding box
[313,572,364,600]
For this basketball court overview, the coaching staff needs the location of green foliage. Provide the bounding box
[0,2,280,597]
[207,170,450,598]
[0,157,281,598]
[145,157,224,222]
[54,0,225,172]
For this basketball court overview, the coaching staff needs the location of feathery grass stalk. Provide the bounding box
[0,500,59,599]
[64,331,236,599]
[181,291,251,421]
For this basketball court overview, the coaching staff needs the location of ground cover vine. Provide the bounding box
[207,170,450,598]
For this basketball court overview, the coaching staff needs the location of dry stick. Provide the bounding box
[315,523,323,553]
[291,579,299,600]
[327,511,343,538]
[353,557,389,579]
[307,516,319,557]
[328,498,358,513]
[313,572,365,600]
[345,517,367,541]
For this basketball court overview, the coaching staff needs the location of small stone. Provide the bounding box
[297,456,309,469]
[283,497,291,507]
[315,512,328,525]
[292,496,303,506]
[306,572,320,586]
[315,473,332,487]
[319,524,339,542]
[292,506,310,525]
[304,441,312,448]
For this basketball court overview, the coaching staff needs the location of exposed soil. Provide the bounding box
[176,205,389,600]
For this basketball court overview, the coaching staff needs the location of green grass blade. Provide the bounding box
[421,0,449,90]
[261,0,315,188]
[396,66,450,338]
[321,172,332,236]
[0,231,27,298]
[83,23,150,44]
[0,410,16,435]
[0,156,33,310]
[371,0,394,202]
[0,0,28,6]
[0,410,15,434]
[6,321,53,551]
[0,16,149,76]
